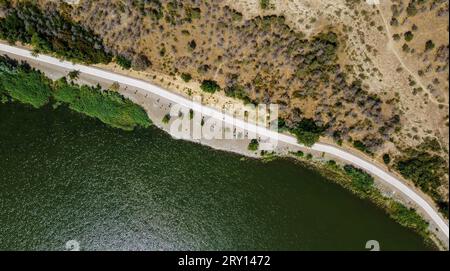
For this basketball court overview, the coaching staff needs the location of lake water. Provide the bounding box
[0,102,431,250]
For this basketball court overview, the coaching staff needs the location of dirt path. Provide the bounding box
[377,5,448,107]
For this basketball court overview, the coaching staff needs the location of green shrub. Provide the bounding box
[116,55,132,70]
[344,165,374,193]
[404,31,414,42]
[224,84,252,104]
[181,73,192,82]
[425,40,435,51]
[389,202,428,234]
[353,140,372,155]
[382,153,391,165]
[248,139,259,151]
[162,113,171,124]
[200,80,220,93]
[260,0,271,9]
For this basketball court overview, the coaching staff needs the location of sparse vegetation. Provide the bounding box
[260,0,272,10]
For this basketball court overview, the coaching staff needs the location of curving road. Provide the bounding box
[1,43,448,241]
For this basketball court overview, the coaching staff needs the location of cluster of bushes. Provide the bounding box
[343,164,375,194]
[132,0,164,21]
[0,2,111,64]
[295,32,339,78]
[116,55,132,70]
[396,149,448,216]
[353,140,373,155]
[0,55,151,131]
[388,201,429,234]
[200,80,220,93]
[224,84,253,104]
[0,56,52,108]
[290,118,325,147]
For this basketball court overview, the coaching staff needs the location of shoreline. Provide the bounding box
[0,43,448,250]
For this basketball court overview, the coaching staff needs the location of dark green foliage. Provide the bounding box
[260,0,271,9]
[188,40,197,50]
[396,150,446,198]
[404,31,414,42]
[425,40,435,51]
[0,56,52,108]
[53,79,151,130]
[248,139,259,151]
[132,0,164,21]
[278,118,287,130]
[224,84,252,104]
[116,55,132,70]
[0,2,111,64]
[185,6,201,21]
[200,80,220,93]
[162,113,171,124]
[68,70,80,80]
[344,165,374,193]
[389,202,429,233]
[181,73,192,82]
[383,153,391,165]
[437,201,449,219]
[353,140,372,155]
[406,2,418,16]
[291,118,324,147]
[0,55,150,130]
[295,32,339,78]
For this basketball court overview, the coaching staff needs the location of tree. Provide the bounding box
[291,119,324,147]
[201,80,220,93]
[68,70,80,80]
[404,31,414,42]
[425,40,435,52]
[181,73,192,82]
[383,153,391,165]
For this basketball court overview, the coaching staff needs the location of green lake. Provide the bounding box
[0,102,431,250]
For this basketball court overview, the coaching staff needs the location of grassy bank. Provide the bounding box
[0,55,151,130]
